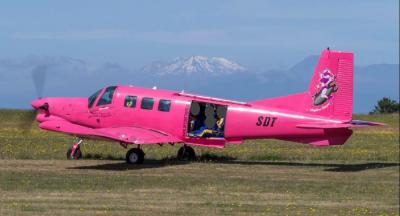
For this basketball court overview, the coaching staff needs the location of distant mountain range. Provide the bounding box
[0,54,398,113]
[141,56,245,76]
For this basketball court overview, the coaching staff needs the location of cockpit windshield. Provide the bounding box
[88,89,102,108]
[96,86,117,106]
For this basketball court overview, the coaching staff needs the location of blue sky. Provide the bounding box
[0,0,398,68]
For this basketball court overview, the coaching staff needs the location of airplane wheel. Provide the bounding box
[126,148,144,164]
[177,146,196,161]
[66,147,82,160]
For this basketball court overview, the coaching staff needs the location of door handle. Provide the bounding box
[99,107,109,110]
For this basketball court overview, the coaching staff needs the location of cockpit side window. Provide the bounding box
[97,86,117,106]
[88,89,102,108]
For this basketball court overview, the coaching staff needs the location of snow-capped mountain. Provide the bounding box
[141,56,245,76]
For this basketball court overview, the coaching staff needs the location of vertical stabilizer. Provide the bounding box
[306,49,353,121]
[250,48,354,122]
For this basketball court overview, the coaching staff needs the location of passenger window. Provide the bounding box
[158,99,171,112]
[124,96,137,108]
[97,86,117,106]
[141,97,154,110]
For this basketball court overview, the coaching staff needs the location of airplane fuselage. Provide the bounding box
[34,85,351,148]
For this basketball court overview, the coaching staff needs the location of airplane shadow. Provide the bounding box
[69,154,399,172]
[218,161,400,172]
[69,159,190,171]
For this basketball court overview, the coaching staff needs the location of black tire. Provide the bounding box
[177,146,196,161]
[66,147,82,160]
[126,148,145,164]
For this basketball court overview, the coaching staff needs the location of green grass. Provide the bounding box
[0,160,398,215]
[0,110,398,163]
[0,110,399,215]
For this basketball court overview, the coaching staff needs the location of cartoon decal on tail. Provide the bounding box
[312,69,338,107]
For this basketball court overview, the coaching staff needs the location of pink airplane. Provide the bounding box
[31,48,382,164]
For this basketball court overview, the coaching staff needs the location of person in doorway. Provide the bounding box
[191,117,224,138]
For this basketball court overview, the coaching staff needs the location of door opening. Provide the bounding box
[187,101,227,138]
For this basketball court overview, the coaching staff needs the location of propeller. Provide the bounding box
[32,65,47,99]
[19,65,48,133]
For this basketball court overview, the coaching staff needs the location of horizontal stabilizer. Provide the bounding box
[297,120,385,129]
[297,123,352,129]
[349,120,386,127]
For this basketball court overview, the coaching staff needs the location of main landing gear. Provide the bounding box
[177,145,196,161]
[126,147,145,164]
[124,144,196,164]
[67,139,83,160]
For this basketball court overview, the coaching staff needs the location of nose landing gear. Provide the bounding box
[67,139,83,160]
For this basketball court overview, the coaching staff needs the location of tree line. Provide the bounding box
[370,97,399,114]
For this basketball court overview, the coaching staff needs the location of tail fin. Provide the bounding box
[251,48,354,121]
[307,48,353,121]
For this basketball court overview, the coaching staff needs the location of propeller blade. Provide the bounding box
[32,65,47,99]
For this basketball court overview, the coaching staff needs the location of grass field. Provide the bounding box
[0,110,399,215]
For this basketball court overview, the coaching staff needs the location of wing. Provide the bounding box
[39,121,182,144]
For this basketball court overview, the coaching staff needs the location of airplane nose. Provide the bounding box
[31,99,48,111]
[31,99,42,109]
